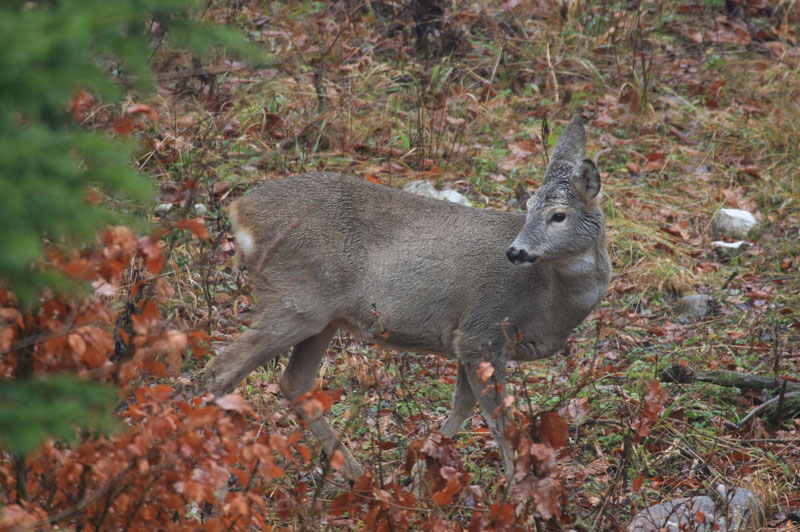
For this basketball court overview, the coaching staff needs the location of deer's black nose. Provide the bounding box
[506,247,520,263]
[506,246,538,264]
[506,247,537,264]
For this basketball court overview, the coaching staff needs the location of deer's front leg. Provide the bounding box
[461,355,515,483]
[441,363,477,438]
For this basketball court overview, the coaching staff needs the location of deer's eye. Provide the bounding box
[550,213,566,223]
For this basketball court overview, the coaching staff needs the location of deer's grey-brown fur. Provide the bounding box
[205,116,611,482]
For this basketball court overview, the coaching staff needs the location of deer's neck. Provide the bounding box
[550,243,610,315]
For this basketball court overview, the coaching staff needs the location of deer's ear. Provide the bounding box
[571,159,601,205]
[550,115,587,166]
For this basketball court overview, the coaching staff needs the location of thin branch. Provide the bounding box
[25,466,134,529]
[545,41,559,104]
[1,306,78,357]
[484,42,505,103]
[736,392,800,429]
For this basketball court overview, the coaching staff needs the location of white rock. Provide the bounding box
[403,180,438,197]
[195,203,209,215]
[711,208,758,239]
[155,203,173,213]
[403,180,470,206]
[628,487,763,532]
[712,240,751,260]
[435,189,471,206]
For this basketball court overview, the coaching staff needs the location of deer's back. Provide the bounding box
[231,172,526,273]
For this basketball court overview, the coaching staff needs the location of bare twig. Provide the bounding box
[23,465,157,530]
[545,41,559,104]
[13,453,28,503]
[541,116,550,167]
[313,14,348,114]
[155,64,251,81]
[484,42,505,103]
[721,268,739,290]
[736,391,800,429]
[1,306,79,357]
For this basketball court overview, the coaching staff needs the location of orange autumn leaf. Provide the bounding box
[69,88,94,121]
[131,300,160,333]
[539,411,568,449]
[112,116,133,135]
[125,103,159,121]
[433,477,462,506]
[173,219,209,240]
[477,361,494,383]
[329,449,345,471]
[215,393,256,418]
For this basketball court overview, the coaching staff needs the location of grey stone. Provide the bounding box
[435,189,471,206]
[629,487,764,532]
[711,209,759,240]
[712,240,751,260]
[402,180,438,197]
[674,294,715,318]
[403,180,471,206]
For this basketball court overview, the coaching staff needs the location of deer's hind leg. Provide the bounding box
[279,323,364,481]
[205,310,331,397]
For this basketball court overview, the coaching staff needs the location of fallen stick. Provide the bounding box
[660,364,800,426]
[736,392,800,429]
[660,365,800,393]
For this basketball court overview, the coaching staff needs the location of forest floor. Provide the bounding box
[121,0,799,529]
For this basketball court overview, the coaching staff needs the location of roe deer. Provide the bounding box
[205,116,611,482]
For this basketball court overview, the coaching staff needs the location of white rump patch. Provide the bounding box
[235,228,254,258]
[229,203,254,259]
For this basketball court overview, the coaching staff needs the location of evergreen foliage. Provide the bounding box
[0,0,261,303]
[0,375,118,454]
